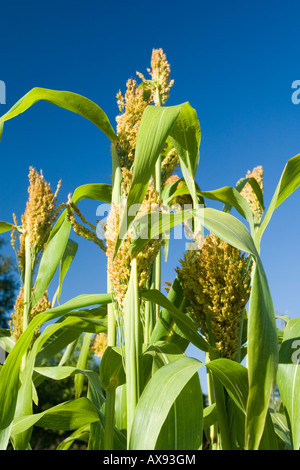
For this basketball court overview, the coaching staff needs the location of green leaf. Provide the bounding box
[124,258,142,436]
[32,217,71,308]
[206,359,248,413]
[203,404,218,429]
[168,103,201,205]
[129,356,203,450]
[56,425,90,450]
[199,187,255,232]
[270,411,292,450]
[35,306,107,367]
[190,209,277,449]
[245,261,278,449]
[0,293,111,434]
[277,318,300,450]
[72,183,112,205]
[99,346,126,391]
[74,333,93,399]
[33,366,105,404]
[114,103,186,257]
[143,341,199,450]
[141,289,210,353]
[130,207,258,259]
[55,238,78,304]
[135,204,277,447]
[12,398,100,434]
[149,276,189,352]
[256,153,300,245]
[0,221,15,234]
[0,87,118,143]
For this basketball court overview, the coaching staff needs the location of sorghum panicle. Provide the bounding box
[177,233,252,360]
[240,165,264,222]
[116,79,153,167]
[12,166,62,275]
[10,288,51,344]
[137,48,174,106]
[105,181,164,307]
[92,332,108,359]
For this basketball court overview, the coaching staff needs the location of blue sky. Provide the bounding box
[1,0,300,349]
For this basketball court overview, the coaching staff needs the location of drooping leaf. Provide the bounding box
[72,183,112,205]
[256,153,300,246]
[11,398,100,434]
[0,87,118,143]
[142,289,210,353]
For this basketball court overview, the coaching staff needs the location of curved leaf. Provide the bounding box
[11,398,100,435]
[129,356,203,450]
[256,153,300,245]
[32,217,71,308]
[99,346,126,391]
[0,293,111,434]
[142,289,210,353]
[0,221,15,234]
[206,359,248,413]
[114,102,189,257]
[72,183,112,205]
[169,103,201,206]
[0,87,118,143]
[277,318,300,450]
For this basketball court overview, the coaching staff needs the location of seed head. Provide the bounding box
[13,167,61,275]
[10,288,51,344]
[116,79,152,167]
[177,233,252,360]
[137,48,174,106]
[92,332,108,359]
[240,165,264,222]
[105,180,164,307]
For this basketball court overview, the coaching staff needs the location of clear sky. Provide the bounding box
[1,0,300,347]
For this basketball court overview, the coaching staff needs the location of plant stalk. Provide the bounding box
[125,257,141,446]
[103,274,117,450]
[22,236,33,369]
[213,375,231,450]
[103,143,121,450]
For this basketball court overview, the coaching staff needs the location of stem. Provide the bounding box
[23,236,33,332]
[125,257,141,446]
[235,307,246,363]
[206,354,218,449]
[103,274,117,450]
[103,143,121,450]
[107,277,116,348]
[103,387,116,450]
[154,150,162,320]
[213,375,231,450]
[22,236,33,368]
[144,294,154,344]
[153,83,163,320]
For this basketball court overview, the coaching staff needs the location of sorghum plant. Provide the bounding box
[0,49,299,451]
